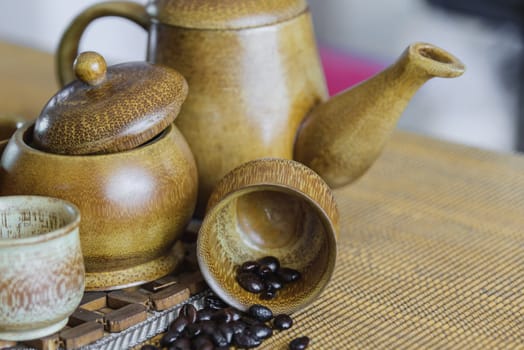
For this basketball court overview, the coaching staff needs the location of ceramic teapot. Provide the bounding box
[57,0,465,213]
[0,52,198,290]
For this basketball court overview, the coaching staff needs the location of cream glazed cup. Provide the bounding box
[0,196,84,341]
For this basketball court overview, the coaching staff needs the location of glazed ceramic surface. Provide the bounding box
[55,0,327,215]
[150,11,327,214]
[0,195,84,341]
[197,158,339,314]
[294,42,465,187]
[0,123,197,290]
[56,1,465,215]
[35,52,188,155]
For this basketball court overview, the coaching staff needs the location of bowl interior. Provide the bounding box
[0,196,79,242]
[198,186,337,314]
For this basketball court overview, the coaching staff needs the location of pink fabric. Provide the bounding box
[319,47,384,96]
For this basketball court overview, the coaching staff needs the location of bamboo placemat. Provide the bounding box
[261,131,524,349]
[2,42,522,349]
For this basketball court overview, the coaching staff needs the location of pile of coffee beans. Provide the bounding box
[140,292,309,350]
[236,256,301,300]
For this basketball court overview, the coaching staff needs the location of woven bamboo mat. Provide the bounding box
[261,131,524,349]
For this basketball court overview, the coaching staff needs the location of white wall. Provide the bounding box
[309,0,522,152]
[0,0,521,152]
[0,0,147,64]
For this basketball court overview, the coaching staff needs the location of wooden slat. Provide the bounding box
[59,322,104,350]
[150,284,191,311]
[79,292,107,311]
[104,304,148,333]
[107,290,150,309]
[23,335,60,350]
[68,308,104,327]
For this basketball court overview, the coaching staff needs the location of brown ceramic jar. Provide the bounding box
[0,52,198,291]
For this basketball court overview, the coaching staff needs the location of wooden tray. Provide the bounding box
[3,238,208,350]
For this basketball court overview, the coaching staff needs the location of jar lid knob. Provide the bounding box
[73,51,107,86]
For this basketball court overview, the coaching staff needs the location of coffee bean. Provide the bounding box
[273,314,293,330]
[210,328,229,347]
[228,308,243,322]
[248,304,273,322]
[179,304,197,323]
[259,286,278,300]
[205,294,229,310]
[250,323,273,339]
[160,330,180,347]
[233,331,262,348]
[237,272,265,293]
[265,272,284,290]
[214,307,242,323]
[241,316,263,327]
[236,257,302,302]
[257,264,273,277]
[183,322,201,338]
[289,336,310,350]
[218,322,235,343]
[192,335,214,350]
[161,293,307,350]
[199,320,217,335]
[169,337,191,350]
[204,295,229,310]
[277,267,301,283]
[229,320,247,334]
[257,256,280,272]
[170,316,189,333]
[197,308,215,321]
[239,260,259,273]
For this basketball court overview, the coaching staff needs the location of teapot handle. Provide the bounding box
[56,1,150,86]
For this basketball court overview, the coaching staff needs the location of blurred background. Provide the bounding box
[0,0,522,152]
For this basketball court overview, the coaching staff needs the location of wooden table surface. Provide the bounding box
[0,41,58,122]
[1,41,523,349]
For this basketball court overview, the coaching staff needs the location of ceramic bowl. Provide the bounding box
[197,158,339,314]
[0,195,84,341]
[0,122,198,290]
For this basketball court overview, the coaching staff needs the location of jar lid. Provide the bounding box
[33,51,188,155]
[149,0,308,30]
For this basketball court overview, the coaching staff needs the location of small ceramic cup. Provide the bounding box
[0,196,84,341]
[0,123,197,291]
[197,158,339,314]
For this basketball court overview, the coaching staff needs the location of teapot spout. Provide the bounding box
[294,42,465,188]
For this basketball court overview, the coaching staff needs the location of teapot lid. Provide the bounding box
[33,51,188,155]
[149,0,308,29]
